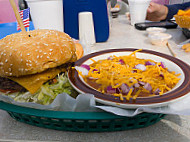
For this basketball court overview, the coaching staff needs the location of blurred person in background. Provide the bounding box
[147,1,190,21]
[151,0,169,5]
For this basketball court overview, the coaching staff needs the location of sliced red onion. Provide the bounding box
[144,83,152,91]
[138,81,146,86]
[145,61,156,66]
[159,62,166,68]
[106,86,116,94]
[134,64,146,71]
[80,64,90,71]
[75,66,89,76]
[154,88,161,95]
[121,83,130,94]
[119,59,125,65]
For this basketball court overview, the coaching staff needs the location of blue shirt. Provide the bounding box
[166,2,190,20]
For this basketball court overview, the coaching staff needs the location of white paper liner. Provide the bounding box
[0,92,190,117]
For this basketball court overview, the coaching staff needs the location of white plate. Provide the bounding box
[68,48,190,109]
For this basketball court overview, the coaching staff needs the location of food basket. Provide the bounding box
[0,101,165,132]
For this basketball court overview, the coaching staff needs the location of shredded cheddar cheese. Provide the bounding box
[80,50,180,101]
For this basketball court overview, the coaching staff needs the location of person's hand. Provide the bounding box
[146,2,168,21]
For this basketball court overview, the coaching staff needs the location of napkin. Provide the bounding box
[1,92,190,117]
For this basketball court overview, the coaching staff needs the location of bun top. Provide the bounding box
[0,29,77,77]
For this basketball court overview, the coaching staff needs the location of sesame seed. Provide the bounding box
[26,63,29,66]
[9,68,11,71]
[0,62,3,65]
[37,55,39,58]
[25,69,28,71]
[40,55,43,58]
[47,56,50,59]
[3,53,6,56]
[29,64,32,66]
[44,52,47,55]
[49,49,53,51]
[5,72,8,74]
[9,73,12,76]
[10,53,12,56]
[27,53,30,56]
[49,53,51,55]
[21,59,23,62]
[10,64,13,66]
[35,49,38,52]
[39,50,42,52]
[1,52,4,55]
[5,59,8,63]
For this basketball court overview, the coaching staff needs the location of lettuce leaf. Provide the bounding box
[6,73,78,105]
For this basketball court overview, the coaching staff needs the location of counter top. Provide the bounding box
[0,16,190,142]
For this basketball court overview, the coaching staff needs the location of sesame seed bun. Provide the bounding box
[0,29,77,77]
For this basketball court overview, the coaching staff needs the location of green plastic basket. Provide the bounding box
[0,101,165,132]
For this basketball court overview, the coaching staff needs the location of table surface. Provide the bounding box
[0,16,190,142]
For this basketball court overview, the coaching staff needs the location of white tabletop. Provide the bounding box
[0,16,190,142]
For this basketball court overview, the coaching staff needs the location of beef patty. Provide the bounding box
[0,77,25,91]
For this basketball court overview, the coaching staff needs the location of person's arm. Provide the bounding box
[146,2,168,21]
[146,2,190,21]
[166,2,190,20]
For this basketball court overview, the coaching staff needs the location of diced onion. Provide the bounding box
[159,62,166,68]
[119,59,125,65]
[134,64,146,71]
[80,64,90,71]
[139,81,146,86]
[144,83,152,91]
[134,83,140,88]
[106,86,116,94]
[154,88,161,95]
[75,66,89,76]
[121,83,130,94]
[145,61,156,66]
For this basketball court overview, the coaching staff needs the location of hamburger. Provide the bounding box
[0,29,82,105]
